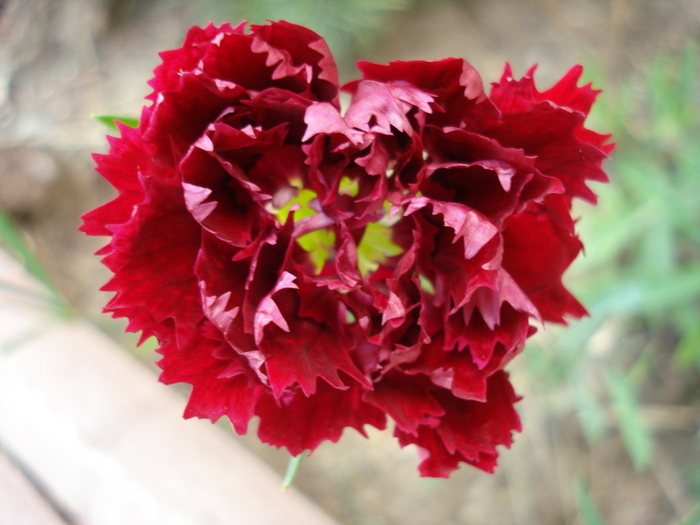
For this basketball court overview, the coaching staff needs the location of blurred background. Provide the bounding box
[1,0,700,523]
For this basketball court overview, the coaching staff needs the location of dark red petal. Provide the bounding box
[144,74,247,165]
[158,323,264,434]
[395,425,469,478]
[489,63,539,113]
[487,66,613,203]
[539,65,600,114]
[255,380,386,456]
[364,371,445,434]
[445,304,530,369]
[180,142,267,247]
[101,176,203,344]
[260,317,370,397]
[502,198,587,323]
[80,122,166,236]
[147,22,243,100]
[406,334,489,401]
[395,370,521,477]
[250,21,340,103]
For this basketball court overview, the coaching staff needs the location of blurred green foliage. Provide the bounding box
[579,44,700,365]
[680,503,700,525]
[528,44,700,488]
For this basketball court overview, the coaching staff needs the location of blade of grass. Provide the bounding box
[0,205,71,313]
[576,477,605,525]
[605,368,653,470]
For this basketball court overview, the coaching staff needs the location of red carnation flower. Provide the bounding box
[82,22,612,477]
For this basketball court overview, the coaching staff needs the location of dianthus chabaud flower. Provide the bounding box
[81,21,612,477]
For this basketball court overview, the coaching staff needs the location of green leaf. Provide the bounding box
[575,478,605,525]
[605,368,653,470]
[93,114,140,130]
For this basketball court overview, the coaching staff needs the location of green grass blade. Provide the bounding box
[0,205,71,313]
[576,478,605,525]
[605,368,653,470]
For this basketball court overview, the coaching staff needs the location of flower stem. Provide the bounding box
[281,453,305,490]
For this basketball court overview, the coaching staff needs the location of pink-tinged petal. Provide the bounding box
[343,80,432,135]
[355,58,486,103]
[302,102,363,143]
[355,136,390,176]
[405,196,498,259]
[462,269,541,329]
[335,227,362,289]
[253,271,298,346]
[381,291,407,328]
[255,380,386,456]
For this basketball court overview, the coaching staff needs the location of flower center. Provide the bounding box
[267,178,403,276]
